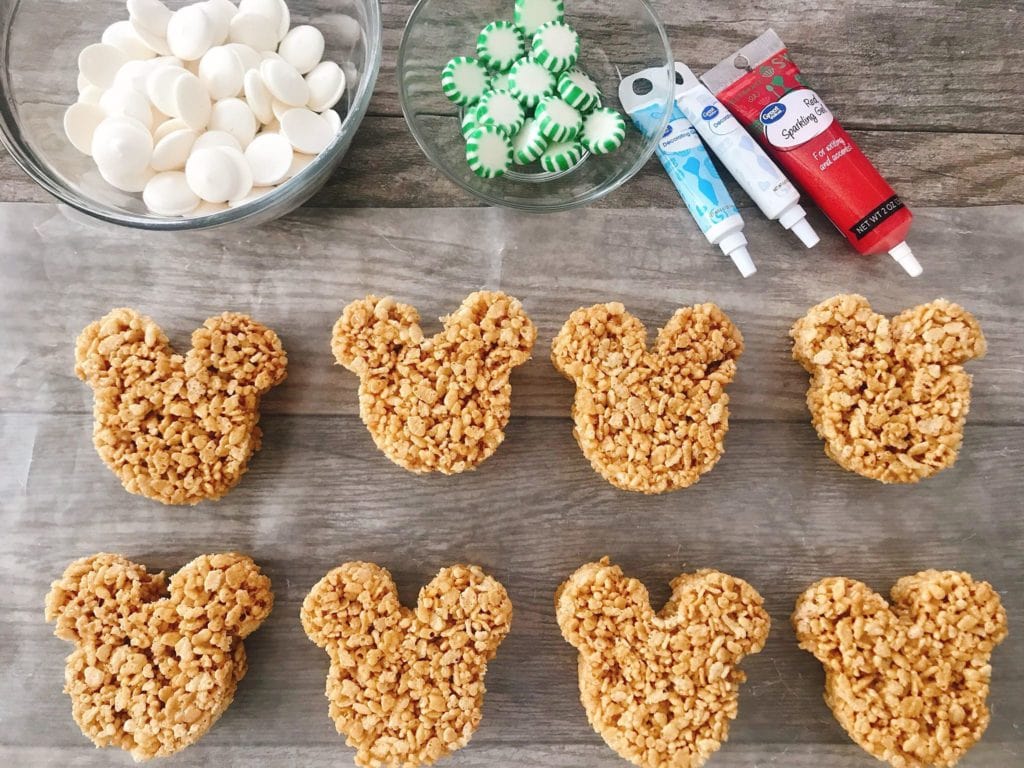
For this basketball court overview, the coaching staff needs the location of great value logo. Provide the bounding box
[701,106,719,121]
[759,103,787,124]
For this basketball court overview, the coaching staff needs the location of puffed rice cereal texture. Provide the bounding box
[44,553,273,761]
[556,558,770,768]
[301,562,513,767]
[791,295,985,483]
[75,308,288,504]
[551,303,744,493]
[332,292,536,474]
[793,571,1007,768]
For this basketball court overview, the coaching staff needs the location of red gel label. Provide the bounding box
[715,50,912,256]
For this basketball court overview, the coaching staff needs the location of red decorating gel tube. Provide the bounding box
[702,30,921,276]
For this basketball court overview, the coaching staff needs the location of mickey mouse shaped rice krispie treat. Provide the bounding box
[556,558,770,768]
[791,295,985,483]
[75,308,288,504]
[552,302,744,493]
[332,292,536,474]
[301,562,513,767]
[45,553,273,760]
[794,570,1007,768]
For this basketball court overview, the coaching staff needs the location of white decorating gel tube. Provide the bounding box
[674,62,819,249]
[620,66,755,277]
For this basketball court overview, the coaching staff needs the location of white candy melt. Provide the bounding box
[244,68,274,123]
[260,58,308,106]
[278,25,323,74]
[64,103,107,156]
[92,116,154,190]
[167,5,217,61]
[322,107,342,136]
[128,0,172,37]
[186,146,243,202]
[146,65,185,115]
[280,107,334,154]
[200,0,238,45]
[102,20,157,60]
[144,171,201,215]
[173,71,213,130]
[199,46,245,99]
[79,43,130,89]
[227,42,261,71]
[152,128,198,171]
[306,61,346,112]
[240,0,288,40]
[192,129,243,152]
[100,87,155,130]
[154,117,189,141]
[229,11,278,51]
[210,97,257,146]
[245,132,293,185]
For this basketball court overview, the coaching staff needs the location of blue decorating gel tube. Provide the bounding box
[619,67,755,277]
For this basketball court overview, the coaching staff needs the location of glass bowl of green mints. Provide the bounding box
[399,0,673,211]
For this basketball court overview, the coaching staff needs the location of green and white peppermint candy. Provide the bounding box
[530,21,579,74]
[475,90,526,136]
[540,140,583,172]
[461,110,479,139]
[556,68,601,112]
[490,71,512,92]
[441,56,490,106]
[580,107,626,155]
[466,125,513,178]
[513,0,564,37]
[535,95,582,142]
[476,21,525,72]
[508,57,555,109]
[511,117,548,165]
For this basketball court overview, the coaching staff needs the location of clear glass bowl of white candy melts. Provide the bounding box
[0,0,381,229]
[399,0,673,212]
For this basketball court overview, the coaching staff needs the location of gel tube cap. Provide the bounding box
[890,242,923,277]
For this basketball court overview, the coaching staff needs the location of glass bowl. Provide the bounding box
[0,0,382,230]
[398,0,673,212]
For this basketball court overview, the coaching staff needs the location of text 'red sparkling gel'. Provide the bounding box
[702,30,921,276]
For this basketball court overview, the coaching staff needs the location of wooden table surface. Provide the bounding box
[1,1,1022,767]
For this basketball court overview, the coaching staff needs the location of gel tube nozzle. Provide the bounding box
[619,66,755,277]
[673,62,820,250]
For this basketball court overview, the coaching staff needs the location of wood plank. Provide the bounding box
[1,413,1021,766]
[4,120,1024,209]
[2,204,1021,423]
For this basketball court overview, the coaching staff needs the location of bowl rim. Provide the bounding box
[397,0,674,213]
[0,0,384,231]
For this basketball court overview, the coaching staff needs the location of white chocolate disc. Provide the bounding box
[143,171,201,215]
[192,129,242,152]
[306,60,345,112]
[79,44,130,89]
[280,107,334,154]
[199,45,245,99]
[167,5,217,61]
[128,0,172,37]
[260,58,309,107]
[64,103,107,156]
[173,71,213,130]
[278,25,324,75]
[99,87,154,130]
[152,128,199,171]
[244,131,293,185]
[229,11,278,51]
[102,21,157,60]
[186,145,244,202]
[210,97,257,146]
[244,68,274,123]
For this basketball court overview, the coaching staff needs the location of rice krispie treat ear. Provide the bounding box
[75,308,288,505]
[790,294,986,483]
[44,553,273,761]
[300,562,512,768]
[793,571,1007,768]
[331,292,537,475]
[556,558,770,768]
[551,302,744,494]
